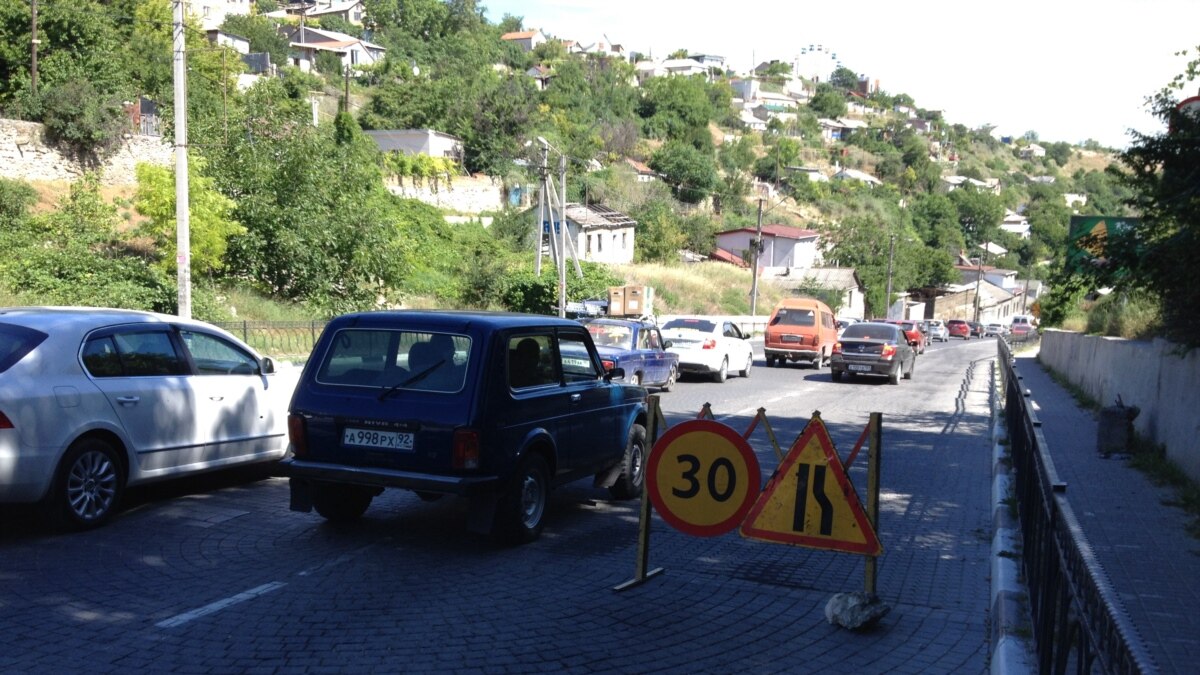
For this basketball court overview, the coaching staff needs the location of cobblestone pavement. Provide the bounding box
[0,341,1001,673]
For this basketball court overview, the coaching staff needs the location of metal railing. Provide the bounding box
[215,320,327,363]
[998,338,1156,674]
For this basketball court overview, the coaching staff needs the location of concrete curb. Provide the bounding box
[990,360,1034,675]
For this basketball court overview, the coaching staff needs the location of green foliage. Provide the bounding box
[39,78,128,161]
[0,178,37,225]
[222,14,292,66]
[639,75,715,142]
[650,141,718,204]
[632,199,686,263]
[808,83,847,119]
[948,186,1004,246]
[316,51,345,78]
[1084,289,1163,340]
[500,261,621,314]
[829,66,859,90]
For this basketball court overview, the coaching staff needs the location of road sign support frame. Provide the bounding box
[614,396,666,592]
[864,412,882,598]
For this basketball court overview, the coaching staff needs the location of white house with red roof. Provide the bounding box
[500,29,547,52]
[714,224,823,270]
[281,25,385,72]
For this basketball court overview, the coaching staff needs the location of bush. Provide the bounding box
[39,79,128,162]
[1084,290,1162,340]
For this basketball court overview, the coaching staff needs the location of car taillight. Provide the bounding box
[601,359,615,372]
[831,342,843,355]
[702,339,717,349]
[0,410,13,429]
[880,344,897,359]
[453,429,480,469]
[288,414,308,459]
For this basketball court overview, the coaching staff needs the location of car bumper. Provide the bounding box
[0,433,56,504]
[830,358,899,379]
[670,350,725,373]
[281,457,501,500]
[765,347,819,361]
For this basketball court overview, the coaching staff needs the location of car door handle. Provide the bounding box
[116,396,140,405]
[570,393,582,402]
[209,396,225,401]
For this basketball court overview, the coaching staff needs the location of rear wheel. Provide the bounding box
[312,484,374,522]
[660,365,677,392]
[55,438,123,530]
[765,355,776,367]
[628,372,642,386]
[904,355,915,380]
[739,353,752,378]
[888,367,900,385]
[609,424,646,500]
[494,453,549,544]
[713,357,728,383]
[811,351,823,369]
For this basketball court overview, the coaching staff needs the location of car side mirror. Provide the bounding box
[663,340,673,349]
[260,356,276,375]
[605,366,625,382]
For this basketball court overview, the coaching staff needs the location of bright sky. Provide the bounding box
[481,0,1200,149]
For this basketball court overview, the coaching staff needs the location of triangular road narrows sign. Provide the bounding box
[739,415,882,556]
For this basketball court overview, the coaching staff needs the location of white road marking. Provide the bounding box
[156,581,287,628]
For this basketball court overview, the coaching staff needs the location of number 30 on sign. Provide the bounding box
[647,419,762,537]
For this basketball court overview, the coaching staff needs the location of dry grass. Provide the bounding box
[613,262,787,316]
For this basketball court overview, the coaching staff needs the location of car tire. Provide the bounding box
[811,352,823,369]
[904,356,914,380]
[739,353,752,378]
[609,424,647,501]
[628,372,642,386]
[765,355,776,367]
[312,483,374,522]
[888,367,900,385]
[54,437,124,530]
[713,358,728,383]
[494,453,549,544]
[831,369,843,382]
[660,365,677,392]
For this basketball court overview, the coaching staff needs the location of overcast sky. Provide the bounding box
[481,0,1200,149]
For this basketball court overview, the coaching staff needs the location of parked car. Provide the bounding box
[1010,322,1036,341]
[830,322,916,385]
[763,297,837,369]
[583,318,679,391]
[0,307,291,529]
[660,316,754,383]
[882,319,926,354]
[836,318,859,339]
[968,321,985,338]
[927,320,949,342]
[984,323,1006,337]
[946,319,971,339]
[281,311,648,544]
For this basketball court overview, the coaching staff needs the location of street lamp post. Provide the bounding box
[884,234,896,319]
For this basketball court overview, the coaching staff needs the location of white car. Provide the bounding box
[660,316,755,383]
[0,307,292,529]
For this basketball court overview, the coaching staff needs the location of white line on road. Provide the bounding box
[156,581,287,628]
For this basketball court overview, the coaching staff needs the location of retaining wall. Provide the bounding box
[0,119,171,185]
[1040,329,1200,481]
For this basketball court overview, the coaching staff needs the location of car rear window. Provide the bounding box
[587,323,633,349]
[315,329,470,393]
[842,324,899,341]
[770,308,816,327]
[662,318,716,332]
[0,322,48,374]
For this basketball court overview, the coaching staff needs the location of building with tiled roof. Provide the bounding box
[714,225,823,270]
[500,29,546,52]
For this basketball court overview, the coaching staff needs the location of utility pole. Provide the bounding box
[173,0,191,319]
[749,198,764,315]
[343,65,350,113]
[884,234,896,319]
[30,0,39,97]
[558,152,567,318]
[973,242,986,324]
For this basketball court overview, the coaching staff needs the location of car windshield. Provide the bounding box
[587,323,633,349]
[316,329,471,394]
[662,318,716,333]
[843,324,898,341]
[770,308,815,326]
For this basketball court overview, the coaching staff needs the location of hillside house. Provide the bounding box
[1020,143,1046,159]
[304,0,367,26]
[715,225,823,269]
[500,29,547,52]
[190,0,252,31]
[366,129,463,162]
[832,167,882,187]
[282,25,385,72]
[623,158,656,182]
[1000,209,1031,239]
[564,203,638,265]
[768,267,866,320]
[660,58,708,78]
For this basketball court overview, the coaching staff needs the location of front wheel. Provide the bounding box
[312,483,374,522]
[628,372,642,386]
[55,438,123,529]
[739,353,752,378]
[494,453,549,544]
[660,365,677,392]
[609,424,646,500]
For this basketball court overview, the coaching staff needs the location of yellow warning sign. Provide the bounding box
[739,415,882,556]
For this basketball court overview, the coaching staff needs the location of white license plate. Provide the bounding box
[342,427,414,450]
[848,364,873,372]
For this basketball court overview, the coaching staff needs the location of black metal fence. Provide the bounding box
[998,339,1156,674]
[215,320,327,363]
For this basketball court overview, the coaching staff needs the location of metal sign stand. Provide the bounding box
[614,396,667,592]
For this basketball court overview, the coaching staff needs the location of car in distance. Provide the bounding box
[0,307,291,529]
[927,320,949,342]
[877,319,926,355]
[830,322,916,385]
[968,321,985,338]
[281,311,648,544]
[1010,322,1036,341]
[660,316,754,383]
[763,298,837,369]
[946,319,970,339]
[583,318,679,391]
[984,323,1006,337]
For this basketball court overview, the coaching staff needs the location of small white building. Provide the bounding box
[500,29,547,52]
[190,0,252,31]
[715,225,823,269]
[283,25,385,72]
[1020,143,1046,159]
[1000,209,1031,239]
[832,168,882,187]
[365,129,463,161]
[660,58,709,78]
[565,203,638,265]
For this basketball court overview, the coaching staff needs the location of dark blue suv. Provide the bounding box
[281,311,648,544]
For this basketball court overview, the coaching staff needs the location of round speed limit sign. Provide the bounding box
[647,419,762,537]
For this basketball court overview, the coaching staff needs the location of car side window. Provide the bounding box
[724,322,742,339]
[508,334,556,389]
[557,331,600,383]
[180,330,259,375]
[646,329,661,350]
[87,330,188,377]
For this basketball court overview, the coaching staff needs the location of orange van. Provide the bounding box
[764,297,838,369]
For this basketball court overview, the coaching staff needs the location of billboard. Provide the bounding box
[1066,215,1141,277]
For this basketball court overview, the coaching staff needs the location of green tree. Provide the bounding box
[632,199,686,263]
[829,66,859,90]
[948,186,1004,247]
[807,83,847,119]
[649,141,718,204]
[222,14,292,66]
[638,75,714,142]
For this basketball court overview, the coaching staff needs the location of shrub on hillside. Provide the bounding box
[39,79,128,163]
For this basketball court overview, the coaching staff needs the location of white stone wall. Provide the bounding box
[1039,329,1200,482]
[385,174,506,214]
[0,119,172,186]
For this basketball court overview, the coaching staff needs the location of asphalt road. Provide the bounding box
[0,336,1004,674]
